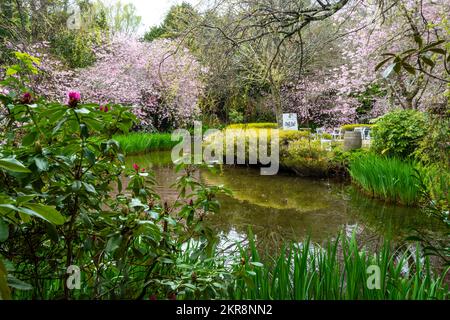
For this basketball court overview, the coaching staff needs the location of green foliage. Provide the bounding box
[371,109,427,158]
[414,165,449,266]
[0,56,230,299]
[231,232,449,300]
[377,38,448,79]
[143,26,166,42]
[349,154,422,206]
[281,138,333,177]
[279,130,311,145]
[228,109,244,124]
[331,147,369,175]
[114,132,181,155]
[418,165,450,221]
[102,1,142,35]
[414,108,450,166]
[50,31,99,68]
[143,2,198,42]
[226,123,278,129]
[341,124,373,131]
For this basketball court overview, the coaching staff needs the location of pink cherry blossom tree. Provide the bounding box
[19,35,205,131]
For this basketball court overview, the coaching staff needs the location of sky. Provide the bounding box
[103,0,203,34]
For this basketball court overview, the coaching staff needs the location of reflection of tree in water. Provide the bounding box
[124,152,444,264]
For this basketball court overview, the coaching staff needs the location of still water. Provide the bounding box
[125,152,441,249]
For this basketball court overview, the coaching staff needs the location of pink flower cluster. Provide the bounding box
[21,35,204,131]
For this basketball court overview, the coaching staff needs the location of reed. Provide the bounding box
[230,233,449,300]
[349,154,421,206]
[114,132,181,154]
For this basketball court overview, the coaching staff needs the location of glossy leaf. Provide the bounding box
[0,158,31,173]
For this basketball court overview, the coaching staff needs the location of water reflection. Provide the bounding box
[125,152,442,249]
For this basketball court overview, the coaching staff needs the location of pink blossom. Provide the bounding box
[67,91,81,108]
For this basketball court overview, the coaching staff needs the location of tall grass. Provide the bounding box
[349,154,421,206]
[231,233,449,300]
[114,132,181,155]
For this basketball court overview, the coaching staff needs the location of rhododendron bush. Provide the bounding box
[20,36,204,131]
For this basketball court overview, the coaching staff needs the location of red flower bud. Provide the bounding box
[67,91,81,108]
[20,92,33,104]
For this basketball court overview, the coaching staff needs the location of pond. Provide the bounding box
[125,151,442,250]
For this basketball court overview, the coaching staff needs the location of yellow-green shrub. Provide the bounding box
[281,139,333,177]
[226,123,278,129]
[341,124,373,131]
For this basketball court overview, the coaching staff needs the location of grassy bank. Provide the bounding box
[114,132,181,154]
[349,155,421,206]
[349,154,449,207]
[231,233,449,300]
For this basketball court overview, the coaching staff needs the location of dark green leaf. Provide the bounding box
[23,203,65,225]
[52,116,68,135]
[82,182,97,194]
[420,56,435,67]
[106,234,122,253]
[421,40,445,52]
[427,48,446,55]
[414,35,423,48]
[7,275,33,291]
[45,222,59,243]
[22,131,38,146]
[34,156,49,172]
[402,62,416,75]
[80,124,89,139]
[83,148,95,166]
[72,180,82,192]
[0,219,9,242]
[0,158,31,173]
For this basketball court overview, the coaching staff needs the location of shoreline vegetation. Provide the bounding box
[231,233,449,300]
[114,132,181,154]
[116,124,448,209]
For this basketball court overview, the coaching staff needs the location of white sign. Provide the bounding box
[282,113,298,131]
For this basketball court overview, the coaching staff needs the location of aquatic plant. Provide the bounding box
[349,154,421,206]
[114,132,181,154]
[231,233,449,300]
